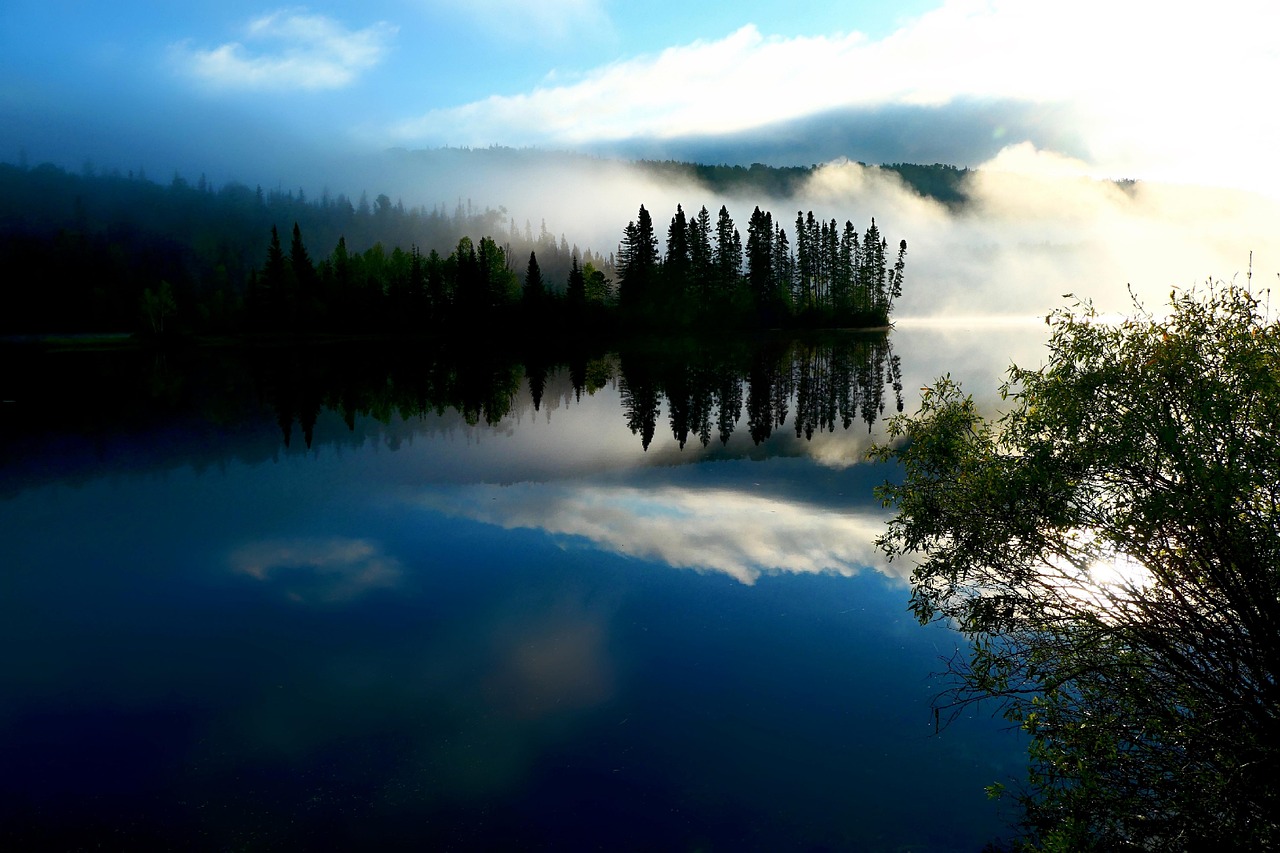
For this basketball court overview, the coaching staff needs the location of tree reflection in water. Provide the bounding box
[0,332,902,463]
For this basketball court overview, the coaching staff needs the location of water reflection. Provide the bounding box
[420,478,898,585]
[230,537,403,603]
[1,333,903,490]
[0,325,1043,851]
[617,334,902,450]
[256,333,902,453]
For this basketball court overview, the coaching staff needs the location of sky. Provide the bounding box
[3,0,1277,191]
[3,0,1280,315]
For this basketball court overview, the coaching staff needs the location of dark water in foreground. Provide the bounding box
[0,325,1045,850]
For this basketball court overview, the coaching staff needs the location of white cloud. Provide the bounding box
[391,0,1280,195]
[422,0,612,43]
[173,10,397,91]
[419,482,898,585]
[391,24,858,146]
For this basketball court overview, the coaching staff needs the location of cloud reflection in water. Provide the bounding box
[229,537,402,602]
[421,482,898,585]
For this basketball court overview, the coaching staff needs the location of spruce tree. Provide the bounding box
[289,222,317,329]
[618,205,658,319]
[566,251,586,317]
[746,207,775,322]
[689,205,714,311]
[261,224,288,329]
[713,205,741,308]
[795,211,812,310]
[523,250,545,308]
[664,204,691,315]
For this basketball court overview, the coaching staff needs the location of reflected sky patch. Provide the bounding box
[419,477,898,585]
[229,536,402,603]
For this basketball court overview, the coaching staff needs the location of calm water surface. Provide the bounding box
[1,322,1047,850]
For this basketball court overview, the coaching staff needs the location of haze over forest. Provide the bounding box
[4,0,1279,318]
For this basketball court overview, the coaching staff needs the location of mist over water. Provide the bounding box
[344,143,1280,321]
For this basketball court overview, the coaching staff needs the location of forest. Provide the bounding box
[0,156,908,339]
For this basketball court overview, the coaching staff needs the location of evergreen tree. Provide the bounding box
[746,206,776,323]
[713,205,741,308]
[689,205,714,311]
[822,219,839,311]
[806,211,821,308]
[332,236,351,291]
[260,224,289,329]
[290,222,317,329]
[862,218,886,316]
[664,203,691,316]
[887,239,907,317]
[523,250,545,309]
[408,245,427,326]
[453,236,481,319]
[773,224,793,316]
[477,237,514,314]
[837,221,857,318]
[795,211,813,310]
[566,250,586,317]
[425,248,446,320]
[618,204,659,319]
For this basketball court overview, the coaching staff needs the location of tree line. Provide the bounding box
[616,203,905,329]
[239,202,905,337]
[0,160,906,338]
[241,223,613,337]
[0,160,605,336]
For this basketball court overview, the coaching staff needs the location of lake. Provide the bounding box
[0,321,1049,850]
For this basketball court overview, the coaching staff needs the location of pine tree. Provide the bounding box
[566,251,586,317]
[773,224,793,315]
[289,222,317,329]
[713,205,741,308]
[689,205,714,311]
[746,206,775,322]
[409,245,427,326]
[618,205,659,319]
[795,211,812,310]
[806,211,820,308]
[862,218,886,317]
[260,224,289,329]
[477,237,514,313]
[837,221,857,318]
[823,218,839,312]
[664,204,691,316]
[523,250,545,309]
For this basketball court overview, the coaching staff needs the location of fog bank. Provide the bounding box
[366,143,1279,319]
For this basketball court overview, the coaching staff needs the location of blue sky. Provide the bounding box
[2,0,1278,198]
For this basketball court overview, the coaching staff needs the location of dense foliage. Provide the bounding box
[873,285,1280,849]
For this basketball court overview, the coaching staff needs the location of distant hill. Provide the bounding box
[382,146,973,207]
[633,159,971,206]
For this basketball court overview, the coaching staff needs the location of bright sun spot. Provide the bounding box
[1088,550,1153,592]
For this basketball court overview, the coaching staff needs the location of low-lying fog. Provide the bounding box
[351,142,1280,320]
